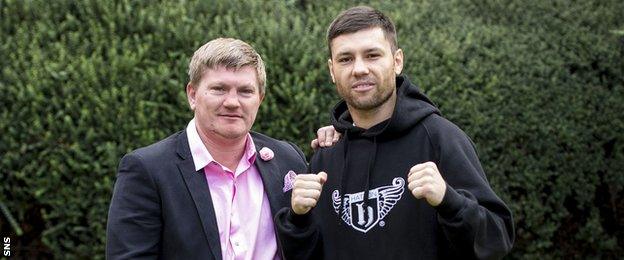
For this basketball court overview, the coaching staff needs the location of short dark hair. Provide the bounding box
[326,6,398,56]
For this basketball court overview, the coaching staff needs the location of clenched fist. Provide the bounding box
[291,172,327,215]
[407,162,446,206]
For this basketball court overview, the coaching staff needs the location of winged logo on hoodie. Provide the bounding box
[332,177,405,233]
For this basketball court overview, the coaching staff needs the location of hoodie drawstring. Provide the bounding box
[337,131,350,226]
[362,136,377,210]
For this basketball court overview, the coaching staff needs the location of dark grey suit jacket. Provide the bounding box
[106,130,307,259]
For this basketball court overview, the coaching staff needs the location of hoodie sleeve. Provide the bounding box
[274,208,323,260]
[425,116,515,260]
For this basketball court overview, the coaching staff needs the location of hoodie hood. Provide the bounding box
[330,75,440,138]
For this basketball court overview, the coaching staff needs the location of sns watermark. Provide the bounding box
[3,237,9,257]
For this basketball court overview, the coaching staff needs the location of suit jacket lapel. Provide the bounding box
[253,138,287,216]
[175,131,222,260]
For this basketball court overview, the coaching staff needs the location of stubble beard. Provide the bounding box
[339,81,395,111]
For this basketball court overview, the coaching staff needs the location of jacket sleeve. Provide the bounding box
[428,120,515,260]
[106,153,162,259]
[274,207,323,260]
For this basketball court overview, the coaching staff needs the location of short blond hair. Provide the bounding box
[188,38,266,95]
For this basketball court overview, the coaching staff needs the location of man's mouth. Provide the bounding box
[352,81,375,92]
[219,114,243,119]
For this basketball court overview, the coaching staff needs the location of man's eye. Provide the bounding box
[338,57,352,63]
[368,53,381,59]
[211,87,225,93]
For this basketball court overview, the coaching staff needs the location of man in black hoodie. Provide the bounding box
[275,6,515,260]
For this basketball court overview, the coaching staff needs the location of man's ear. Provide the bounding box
[394,49,404,75]
[186,83,196,110]
[328,59,335,83]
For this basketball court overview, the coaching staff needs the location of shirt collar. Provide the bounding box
[186,118,257,171]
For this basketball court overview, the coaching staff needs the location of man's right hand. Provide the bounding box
[291,172,327,215]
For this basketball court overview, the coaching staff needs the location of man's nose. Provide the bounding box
[222,92,241,108]
[352,57,369,76]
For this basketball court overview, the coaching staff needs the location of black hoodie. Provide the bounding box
[275,75,514,260]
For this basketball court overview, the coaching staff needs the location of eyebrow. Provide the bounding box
[364,47,384,53]
[335,47,385,57]
[207,81,256,89]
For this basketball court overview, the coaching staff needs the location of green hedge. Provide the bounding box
[1,0,622,258]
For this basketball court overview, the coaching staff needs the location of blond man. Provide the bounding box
[107,38,335,259]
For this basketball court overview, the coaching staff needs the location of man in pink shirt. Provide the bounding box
[106,38,336,259]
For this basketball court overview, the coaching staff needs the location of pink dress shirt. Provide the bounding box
[186,119,280,260]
